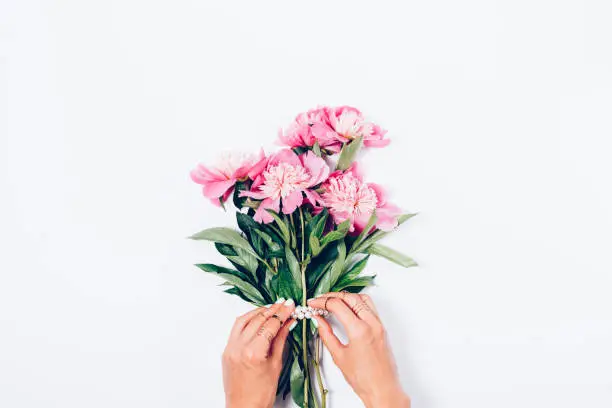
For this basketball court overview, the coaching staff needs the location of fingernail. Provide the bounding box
[307,298,315,305]
[275,298,286,304]
[289,321,298,331]
[265,304,272,308]
[284,298,295,306]
[311,317,319,328]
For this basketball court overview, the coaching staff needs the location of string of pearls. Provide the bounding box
[291,305,329,320]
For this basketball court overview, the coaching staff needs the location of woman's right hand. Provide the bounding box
[308,292,410,408]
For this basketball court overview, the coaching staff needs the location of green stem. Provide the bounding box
[298,208,310,408]
[301,265,309,407]
[314,335,328,408]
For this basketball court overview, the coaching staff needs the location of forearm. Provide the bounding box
[362,388,411,408]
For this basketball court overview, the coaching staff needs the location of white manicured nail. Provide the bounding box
[275,298,286,304]
[284,298,295,306]
[265,304,272,308]
[289,321,298,331]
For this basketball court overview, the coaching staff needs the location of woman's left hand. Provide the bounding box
[222,299,296,408]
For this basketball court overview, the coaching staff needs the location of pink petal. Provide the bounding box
[300,151,330,186]
[239,189,268,200]
[304,189,321,206]
[353,211,373,234]
[345,162,364,182]
[269,148,301,167]
[281,189,304,215]
[311,123,339,146]
[253,198,280,224]
[376,203,402,231]
[364,138,391,148]
[190,164,224,184]
[202,179,235,199]
[246,149,268,179]
[251,174,264,190]
[368,182,387,206]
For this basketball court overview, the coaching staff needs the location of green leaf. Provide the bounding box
[309,235,321,257]
[334,275,376,292]
[227,247,259,276]
[290,354,305,408]
[309,208,328,238]
[313,141,322,157]
[214,242,236,257]
[315,240,346,296]
[365,243,417,268]
[336,135,363,171]
[232,180,251,209]
[195,263,249,282]
[196,264,265,304]
[224,286,252,303]
[353,213,417,253]
[292,146,309,155]
[189,227,258,258]
[266,210,291,244]
[277,352,294,397]
[352,211,377,251]
[273,259,300,301]
[252,229,282,254]
[320,219,350,247]
[341,254,370,281]
[307,243,339,293]
[284,246,303,296]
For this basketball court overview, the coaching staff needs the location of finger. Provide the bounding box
[241,303,283,340]
[251,299,296,351]
[308,296,362,334]
[316,292,379,326]
[270,318,296,361]
[311,315,344,359]
[259,299,296,339]
[230,306,271,340]
[253,299,295,355]
[359,294,380,317]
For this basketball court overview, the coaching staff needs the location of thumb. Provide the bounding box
[312,315,344,360]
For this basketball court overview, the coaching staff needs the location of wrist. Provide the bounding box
[226,396,273,408]
[361,387,410,408]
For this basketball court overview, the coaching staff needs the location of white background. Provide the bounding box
[1,1,611,407]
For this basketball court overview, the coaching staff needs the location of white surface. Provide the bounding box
[1,1,611,407]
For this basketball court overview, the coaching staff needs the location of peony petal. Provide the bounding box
[246,149,268,179]
[368,182,387,206]
[269,148,301,167]
[190,164,224,184]
[253,198,280,224]
[300,151,330,186]
[281,189,304,215]
[345,162,364,182]
[376,203,402,231]
[304,189,321,206]
[239,188,268,200]
[363,138,391,148]
[202,179,235,199]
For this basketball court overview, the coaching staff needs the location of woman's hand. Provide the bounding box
[308,293,410,408]
[222,299,296,408]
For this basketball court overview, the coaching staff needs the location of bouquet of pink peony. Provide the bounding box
[190,106,416,407]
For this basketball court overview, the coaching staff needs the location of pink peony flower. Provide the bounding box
[320,165,401,233]
[190,149,267,206]
[279,106,390,151]
[240,149,330,223]
[278,107,342,152]
[325,106,390,148]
